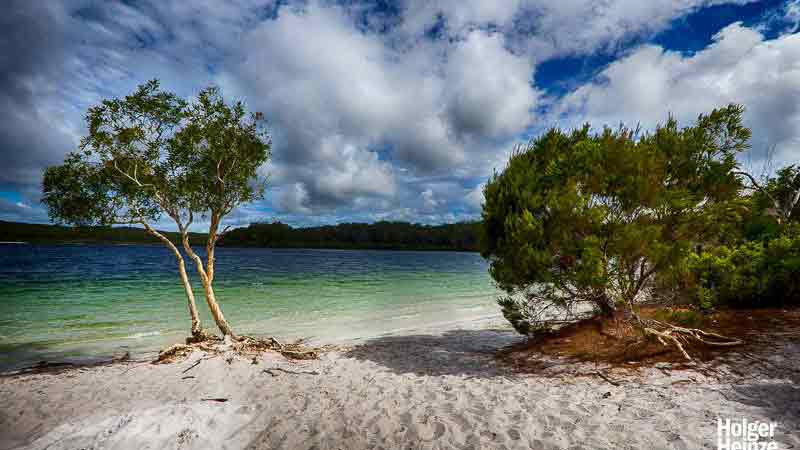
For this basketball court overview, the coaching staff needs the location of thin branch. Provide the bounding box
[733,170,781,211]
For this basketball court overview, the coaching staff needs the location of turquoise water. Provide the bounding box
[0,244,503,370]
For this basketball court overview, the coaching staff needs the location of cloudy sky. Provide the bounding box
[1,0,799,229]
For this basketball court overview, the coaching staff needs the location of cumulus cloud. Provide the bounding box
[228,3,537,211]
[398,0,524,36]
[420,189,440,212]
[465,183,485,211]
[0,0,795,226]
[276,183,312,214]
[397,0,755,58]
[555,22,800,162]
[444,32,537,138]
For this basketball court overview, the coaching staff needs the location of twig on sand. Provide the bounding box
[263,367,320,377]
[181,375,195,380]
[181,358,206,374]
[595,370,621,386]
[201,398,228,402]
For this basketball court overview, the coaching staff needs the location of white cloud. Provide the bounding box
[555,22,800,162]
[398,0,523,36]
[397,0,755,59]
[228,3,538,211]
[444,32,537,138]
[3,0,794,227]
[276,183,311,214]
[465,183,485,211]
[421,188,439,212]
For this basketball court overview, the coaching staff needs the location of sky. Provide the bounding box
[1,0,799,229]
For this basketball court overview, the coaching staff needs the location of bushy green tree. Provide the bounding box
[480,105,749,350]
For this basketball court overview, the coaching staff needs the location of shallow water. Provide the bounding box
[0,244,504,370]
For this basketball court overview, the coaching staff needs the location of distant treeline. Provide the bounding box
[0,220,480,251]
[218,221,481,251]
[0,220,207,245]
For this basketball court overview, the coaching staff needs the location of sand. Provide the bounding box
[1,328,798,450]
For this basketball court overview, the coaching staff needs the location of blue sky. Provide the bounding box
[1,0,799,230]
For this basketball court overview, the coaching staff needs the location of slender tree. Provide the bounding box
[42,81,207,339]
[43,81,271,340]
[170,87,271,339]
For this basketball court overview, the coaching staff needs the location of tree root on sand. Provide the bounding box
[640,319,743,361]
[185,328,218,344]
[234,335,324,360]
[155,335,326,364]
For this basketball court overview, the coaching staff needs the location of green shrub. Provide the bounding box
[480,105,749,334]
[688,230,800,307]
[652,308,705,328]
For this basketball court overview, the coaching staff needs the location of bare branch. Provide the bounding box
[733,170,782,214]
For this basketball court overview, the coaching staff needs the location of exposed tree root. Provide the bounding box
[155,335,325,364]
[233,336,318,359]
[185,329,218,344]
[639,318,743,361]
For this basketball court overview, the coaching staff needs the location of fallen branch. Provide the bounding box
[201,398,228,403]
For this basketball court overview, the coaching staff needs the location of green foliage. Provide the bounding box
[171,87,270,219]
[42,80,189,227]
[679,162,800,309]
[480,105,750,333]
[687,228,800,308]
[42,80,270,231]
[652,309,705,328]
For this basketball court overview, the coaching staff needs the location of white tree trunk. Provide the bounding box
[180,226,236,338]
[142,222,203,336]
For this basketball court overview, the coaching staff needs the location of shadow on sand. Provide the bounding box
[342,328,525,378]
[730,382,800,444]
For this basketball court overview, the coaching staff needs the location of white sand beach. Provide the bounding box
[1,327,798,450]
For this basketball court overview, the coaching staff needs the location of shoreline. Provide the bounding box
[0,312,510,376]
[1,324,798,450]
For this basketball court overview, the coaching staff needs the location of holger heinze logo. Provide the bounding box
[718,417,780,450]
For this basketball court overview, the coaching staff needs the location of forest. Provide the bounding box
[217,221,480,251]
[1,220,481,251]
[0,220,207,245]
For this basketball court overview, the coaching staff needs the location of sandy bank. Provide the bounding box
[1,328,798,450]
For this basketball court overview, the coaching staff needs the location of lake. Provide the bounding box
[0,244,505,370]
